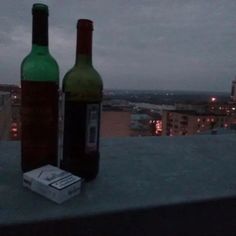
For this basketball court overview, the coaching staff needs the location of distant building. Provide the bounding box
[0,84,21,140]
[101,111,132,137]
[132,103,175,115]
[130,113,152,136]
[0,92,12,140]
[101,100,164,137]
[162,110,232,136]
[102,100,132,111]
[175,103,207,113]
[207,93,236,116]
[0,84,20,94]
[0,84,21,105]
[197,127,236,135]
[231,77,236,102]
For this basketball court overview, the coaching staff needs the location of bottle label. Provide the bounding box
[85,104,100,153]
[62,96,101,160]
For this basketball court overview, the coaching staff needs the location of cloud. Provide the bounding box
[0,0,236,92]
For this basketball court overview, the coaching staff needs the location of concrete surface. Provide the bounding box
[1,135,236,235]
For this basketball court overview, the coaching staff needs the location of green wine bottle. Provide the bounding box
[21,3,59,172]
[61,19,103,181]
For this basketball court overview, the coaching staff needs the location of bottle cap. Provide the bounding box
[32,3,49,16]
[77,19,93,31]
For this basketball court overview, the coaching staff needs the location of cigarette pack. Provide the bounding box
[23,165,82,204]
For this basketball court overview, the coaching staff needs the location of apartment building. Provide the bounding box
[0,92,12,140]
[162,110,233,136]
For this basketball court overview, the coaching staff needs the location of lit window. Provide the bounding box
[155,121,162,134]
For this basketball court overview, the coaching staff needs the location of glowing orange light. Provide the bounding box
[155,120,162,134]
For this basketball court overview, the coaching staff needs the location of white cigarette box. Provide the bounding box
[23,165,82,204]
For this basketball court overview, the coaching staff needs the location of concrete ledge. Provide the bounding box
[2,196,236,236]
[1,135,236,235]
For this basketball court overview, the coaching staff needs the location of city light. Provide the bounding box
[1,79,236,140]
[211,97,216,102]
[155,120,162,134]
[11,128,17,132]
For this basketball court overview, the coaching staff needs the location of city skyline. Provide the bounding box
[1,0,236,92]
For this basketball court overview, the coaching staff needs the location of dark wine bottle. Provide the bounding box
[21,3,59,172]
[61,19,103,181]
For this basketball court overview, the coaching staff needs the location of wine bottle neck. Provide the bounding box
[75,29,93,66]
[76,54,92,65]
[31,44,49,54]
[32,12,48,46]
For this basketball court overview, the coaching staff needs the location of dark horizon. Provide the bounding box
[0,82,231,95]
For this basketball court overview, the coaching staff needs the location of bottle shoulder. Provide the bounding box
[21,51,59,82]
[63,65,103,102]
[63,65,103,85]
[22,51,58,67]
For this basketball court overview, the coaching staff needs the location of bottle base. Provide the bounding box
[60,153,99,181]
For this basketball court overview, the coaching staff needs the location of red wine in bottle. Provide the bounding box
[61,19,103,181]
[21,4,59,172]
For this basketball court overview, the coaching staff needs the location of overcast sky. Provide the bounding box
[1,0,236,92]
